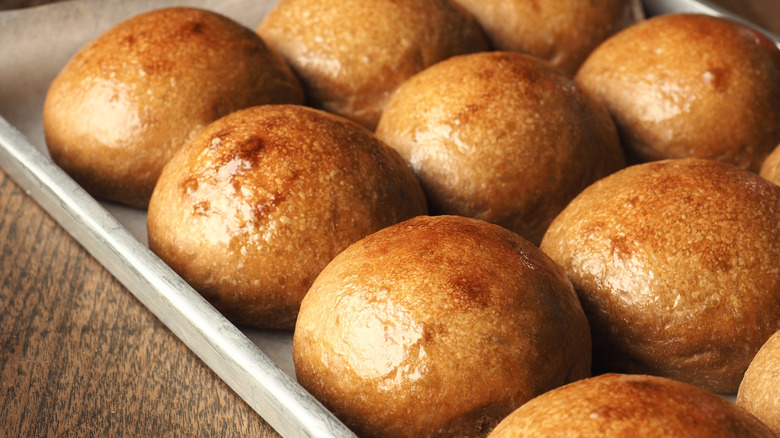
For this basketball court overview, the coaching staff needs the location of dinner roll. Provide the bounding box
[489,374,776,437]
[43,7,304,208]
[257,0,488,131]
[147,105,427,329]
[760,144,780,185]
[452,0,644,75]
[375,51,624,245]
[576,14,780,171]
[294,215,591,438]
[540,158,780,394]
[738,330,780,435]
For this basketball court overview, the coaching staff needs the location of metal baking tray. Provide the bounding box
[0,0,776,436]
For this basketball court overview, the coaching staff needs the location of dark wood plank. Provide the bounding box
[0,169,281,437]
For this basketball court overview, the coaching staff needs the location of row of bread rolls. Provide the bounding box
[41,1,780,437]
[291,159,780,437]
[42,0,645,210]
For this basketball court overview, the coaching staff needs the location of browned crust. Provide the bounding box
[147,104,426,329]
[576,13,780,172]
[489,374,776,437]
[294,215,591,437]
[43,7,304,208]
[452,0,644,75]
[376,51,625,245]
[257,0,488,130]
[540,158,780,393]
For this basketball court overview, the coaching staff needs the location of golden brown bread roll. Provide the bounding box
[489,374,776,437]
[539,158,780,394]
[375,51,625,245]
[147,105,427,329]
[738,330,780,435]
[760,144,780,185]
[43,7,304,208]
[256,0,488,131]
[294,215,591,438]
[451,0,644,75]
[576,13,780,171]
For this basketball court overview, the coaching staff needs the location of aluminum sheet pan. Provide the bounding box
[644,0,780,49]
[0,0,775,436]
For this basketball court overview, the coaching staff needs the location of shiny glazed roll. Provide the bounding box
[540,158,780,394]
[147,105,427,329]
[376,51,625,245]
[489,374,776,437]
[452,0,644,75]
[43,7,304,208]
[294,215,591,438]
[257,0,489,131]
[576,13,780,171]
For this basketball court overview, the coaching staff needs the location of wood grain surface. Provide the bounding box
[0,0,777,437]
[0,172,281,437]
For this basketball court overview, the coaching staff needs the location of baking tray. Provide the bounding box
[0,0,776,436]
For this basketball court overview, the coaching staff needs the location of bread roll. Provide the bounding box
[540,158,780,394]
[760,144,780,185]
[147,105,427,329]
[489,374,776,437]
[452,0,644,75]
[738,330,780,435]
[576,14,780,171]
[294,215,591,438]
[257,0,488,131]
[376,51,624,245]
[43,7,304,208]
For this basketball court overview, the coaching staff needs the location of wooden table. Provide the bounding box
[0,1,777,437]
[0,169,280,437]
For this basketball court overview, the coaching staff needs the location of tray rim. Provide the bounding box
[0,0,775,436]
[0,115,356,438]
